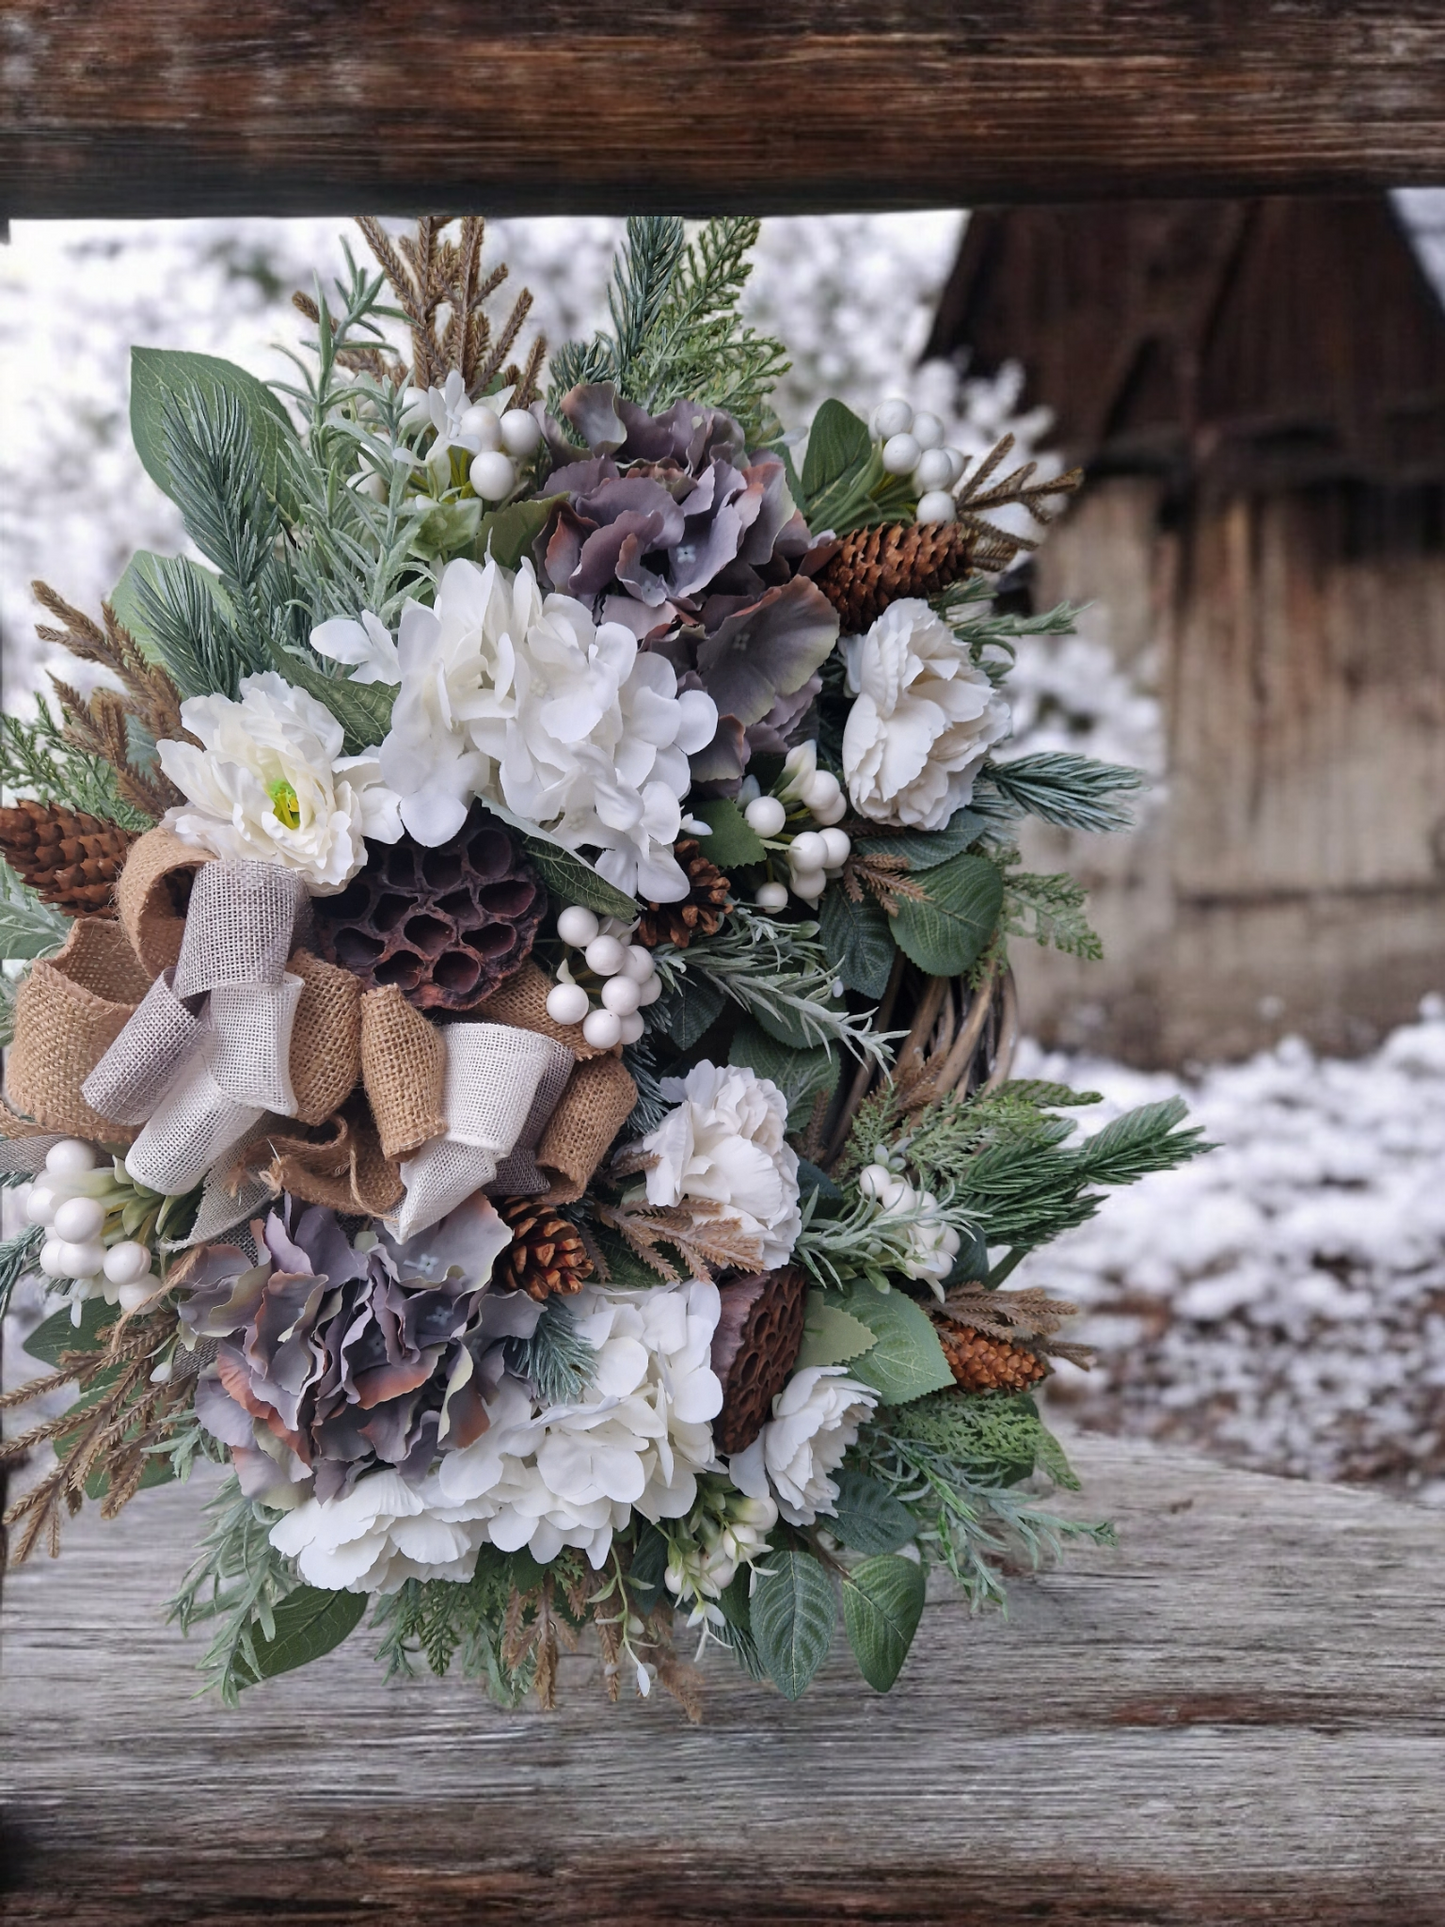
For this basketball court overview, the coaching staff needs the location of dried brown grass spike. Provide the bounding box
[0,798,137,917]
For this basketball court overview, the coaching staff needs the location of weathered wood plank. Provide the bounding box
[7,3,1445,218]
[3,1435,1444,1924]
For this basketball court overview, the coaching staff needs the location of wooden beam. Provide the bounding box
[4,1435,1444,1923]
[5,3,1445,219]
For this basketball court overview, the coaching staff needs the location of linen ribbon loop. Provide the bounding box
[84,861,309,1196]
[397,1024,573,1243]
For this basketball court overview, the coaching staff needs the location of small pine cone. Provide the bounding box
[811,520,980,633]
[711,1266,808,1454]
[634,838,730,949]
[0,798,137,917]
[931,1315,1049,1394]
[495,1196,595,1301]
[312,806,545,1010]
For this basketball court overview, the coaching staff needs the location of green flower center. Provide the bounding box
[267,779,301,829]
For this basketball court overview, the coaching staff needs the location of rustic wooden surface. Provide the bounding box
[3,1435,1444,1925]
[8,3,1445,218]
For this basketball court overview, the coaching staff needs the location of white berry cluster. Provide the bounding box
[663,1481,779,1629]
[25,1138,160,1313]
[742,741,852,910]
[857,1161,963,1290]
[872,396,967,527]
[544,904,661,1048]
[396,369,545,504]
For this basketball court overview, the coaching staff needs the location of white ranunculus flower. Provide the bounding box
[640,1061,802,1269]
[500,593,716,902]
[728,1365,877,1526]
[841,597,1011,831]
[310,609,401,685]
[268,1466,489,1593]
[157,671,403,893]
[378,554,541,845]
[437,1282,723,1569]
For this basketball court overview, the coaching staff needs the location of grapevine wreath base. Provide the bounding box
[0,217,1205,1711]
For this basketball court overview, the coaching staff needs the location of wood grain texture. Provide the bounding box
[3,1435,1444,1924]
[7,3,1445,217]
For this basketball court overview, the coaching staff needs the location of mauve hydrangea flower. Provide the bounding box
[179,1192,530,1505]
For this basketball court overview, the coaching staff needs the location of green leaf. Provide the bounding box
[889,851,1004,979]
[728,1018,836,1131]
[837,1282,955,1405]
[853,807,987,872]
[265,640,396,755]
[236,1584,368,1684]
[666,977,727,1051]
[801,399,872,511]
[841,1553,925,1691]
[131,347,298,516]
[751,1548,837,1701]
[24,1296,114,1366]
[410,498,482,562]
[817,885,895,999]
[828,1468,917,1555]
[627,1521,669,1613]
[0,872,72,960]
[689,797,766,869]
[521,836,636,920]
[796,1159,842,1202]
[795,1291,878,1371]
[475,495,559,571]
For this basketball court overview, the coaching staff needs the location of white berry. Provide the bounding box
[46,1138,96,1178]
[882,432,921,475]
[820,828,852,869]
[789,830,827,870]
[57,1239,105,1280]
[499,408,542,457]
[582,1007,623,1049]
[39,1238,67,1279]
[744,794,787,837]
[352,466,389,502]
[617,1011,646,1046]
[584,934,627,977]
[25,1183,57,1227]
[790,868,826,901]
[103,1240,154,1286]
[52,1195,106,1243]
[601,974,641,1016]
[545,982,591,1027]
[556,905,600,948]
[621,943,657,983]
[913,446,956,492]
[942,1226,962,1257]
[755,881,789,911]
[942,446,967,484]
[811,790,849,826]
[117,1277,159,1313]
[802,769,842,814]
[911,410,945,451]
[635,974,664,1007]
[460,403,503,451]
[469,449,517,502]
[872,398,914,440]
[916,490,957,525]
[858,1163,892,1199]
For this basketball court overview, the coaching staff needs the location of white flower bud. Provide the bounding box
[545,982,591,1026]
[57,1240,106,1280]
[872,398,914,440]
[582,1007,623,1049]
[942,445,967,484]
[801,769,842,814]
[25,1183,57,1227]
[882,432,921,475]
[469,449,517,502]
[744,795,786,837]
[634,974,663,1007]
[39,1238,68,1279]
[117,1276,159,1313]
[618,1011,646,1045]
[790,868,826,902]
[556,905,600,948]
[811,790,849,826]
[858,1164,892,1199]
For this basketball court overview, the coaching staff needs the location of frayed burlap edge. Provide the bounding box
[116,826,212,978]
[360,987,447,1159]
[538,1053,637,1204]
[4,919,154,1141]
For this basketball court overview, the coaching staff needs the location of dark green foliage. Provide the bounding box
[167,1475,307,1706]
[795,398,916,533]
[888,850,1005,978]
[503,1294,597,1407]
[0,697,151,833]
[751,1546,837,1700]
[818,885,896,998]
[979,752,1146,836]
[1002,865,1104,961]
[827,1466,917,1555]
[232,1585,368,1685]
[841,1553,925,1692]
[0,1222,43,1321]
[728,1017,837,1131]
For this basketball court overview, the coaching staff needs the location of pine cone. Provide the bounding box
[495,1196,595,1300]
[313,807,545,1010]
[931,1315,1049,1393]
[0,799,137,917]
[811,521,981,633]
[635,839,730,949]
[711,1266,808,1454]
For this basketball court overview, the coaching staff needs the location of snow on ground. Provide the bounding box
[1023,1000,1445,1495]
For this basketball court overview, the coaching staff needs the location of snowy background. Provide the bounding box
[2,212,1443,1497]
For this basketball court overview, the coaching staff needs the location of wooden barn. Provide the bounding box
[927,196,1445,1065]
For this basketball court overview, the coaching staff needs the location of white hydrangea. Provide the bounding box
[378,554,539,845]
[841,597,1010,831]
[499,592,717,902]
[728,1365,877,1526]
[639,1061,802,1269]
[157,671,402,893]
[435,1281,724,1569]
[268,1467,489,1593]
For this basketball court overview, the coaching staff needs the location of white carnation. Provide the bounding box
[378,554,540,846]
[841,598,1010,831]
[268,1466,488,1594]
[728,1365,877,1526]
[157,671,402,893]
[640,1061,802,1269]
[436,1281,723,1569]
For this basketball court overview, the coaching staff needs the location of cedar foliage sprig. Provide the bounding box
[0,695,153,833]
[502,1295,598,1406]
[166,1475,303,1706]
